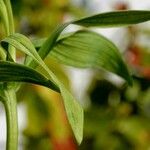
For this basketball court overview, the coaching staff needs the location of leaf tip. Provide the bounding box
[75,108,84,145]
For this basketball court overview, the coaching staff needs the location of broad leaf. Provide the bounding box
[34,30,132,85]
[73,10,150,27]
[1,33,84,144]
[0,61,59,91]
[31,10,150,71]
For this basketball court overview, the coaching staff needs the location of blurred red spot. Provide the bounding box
[52,137,77,150]
[114,2,128,10]
[142,67,150,79]
[126,45,141,66]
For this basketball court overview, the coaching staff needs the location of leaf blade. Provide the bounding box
[29,10,150,70]
[0,61,59,91]
[73,10,150,27]
[32,30,132,85]
[48,30,132,85]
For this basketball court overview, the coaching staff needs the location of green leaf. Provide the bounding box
[25,23,70,67]
[38,23,70,60]
[0,61,59,91]
[1,33,60,85]
[0,47,6,60]
[32,32,74,50]
[30,10,150,73]
[34,30,132,85]
[27,10,150,70]
[1,33,84,144]
[73,10,150,27]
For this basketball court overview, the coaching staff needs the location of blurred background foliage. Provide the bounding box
[0,0,150,150]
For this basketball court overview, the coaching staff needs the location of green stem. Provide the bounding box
[0,0,9,35]
[4,0,14,34]
[0,1,18,150]
[4,0,16,61]
[4,89,18,150]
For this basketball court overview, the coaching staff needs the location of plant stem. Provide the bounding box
[4,0,16,61]
[0,0,9,35]
[2,1,18,149]
[0,1,18,149]
[4,0,14,34]
[4,89,18,150]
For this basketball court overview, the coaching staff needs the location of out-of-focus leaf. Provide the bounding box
[73,10,150,27]
[33,30,132,85]
[1,33,84,144]
[0,47,6,60]
[0,61,59,91]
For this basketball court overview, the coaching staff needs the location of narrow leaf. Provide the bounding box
[1,33,84,144]
[0,61,59,91]
[73,10,150,27]
[25,23,70,67]
[38,23,70,60]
